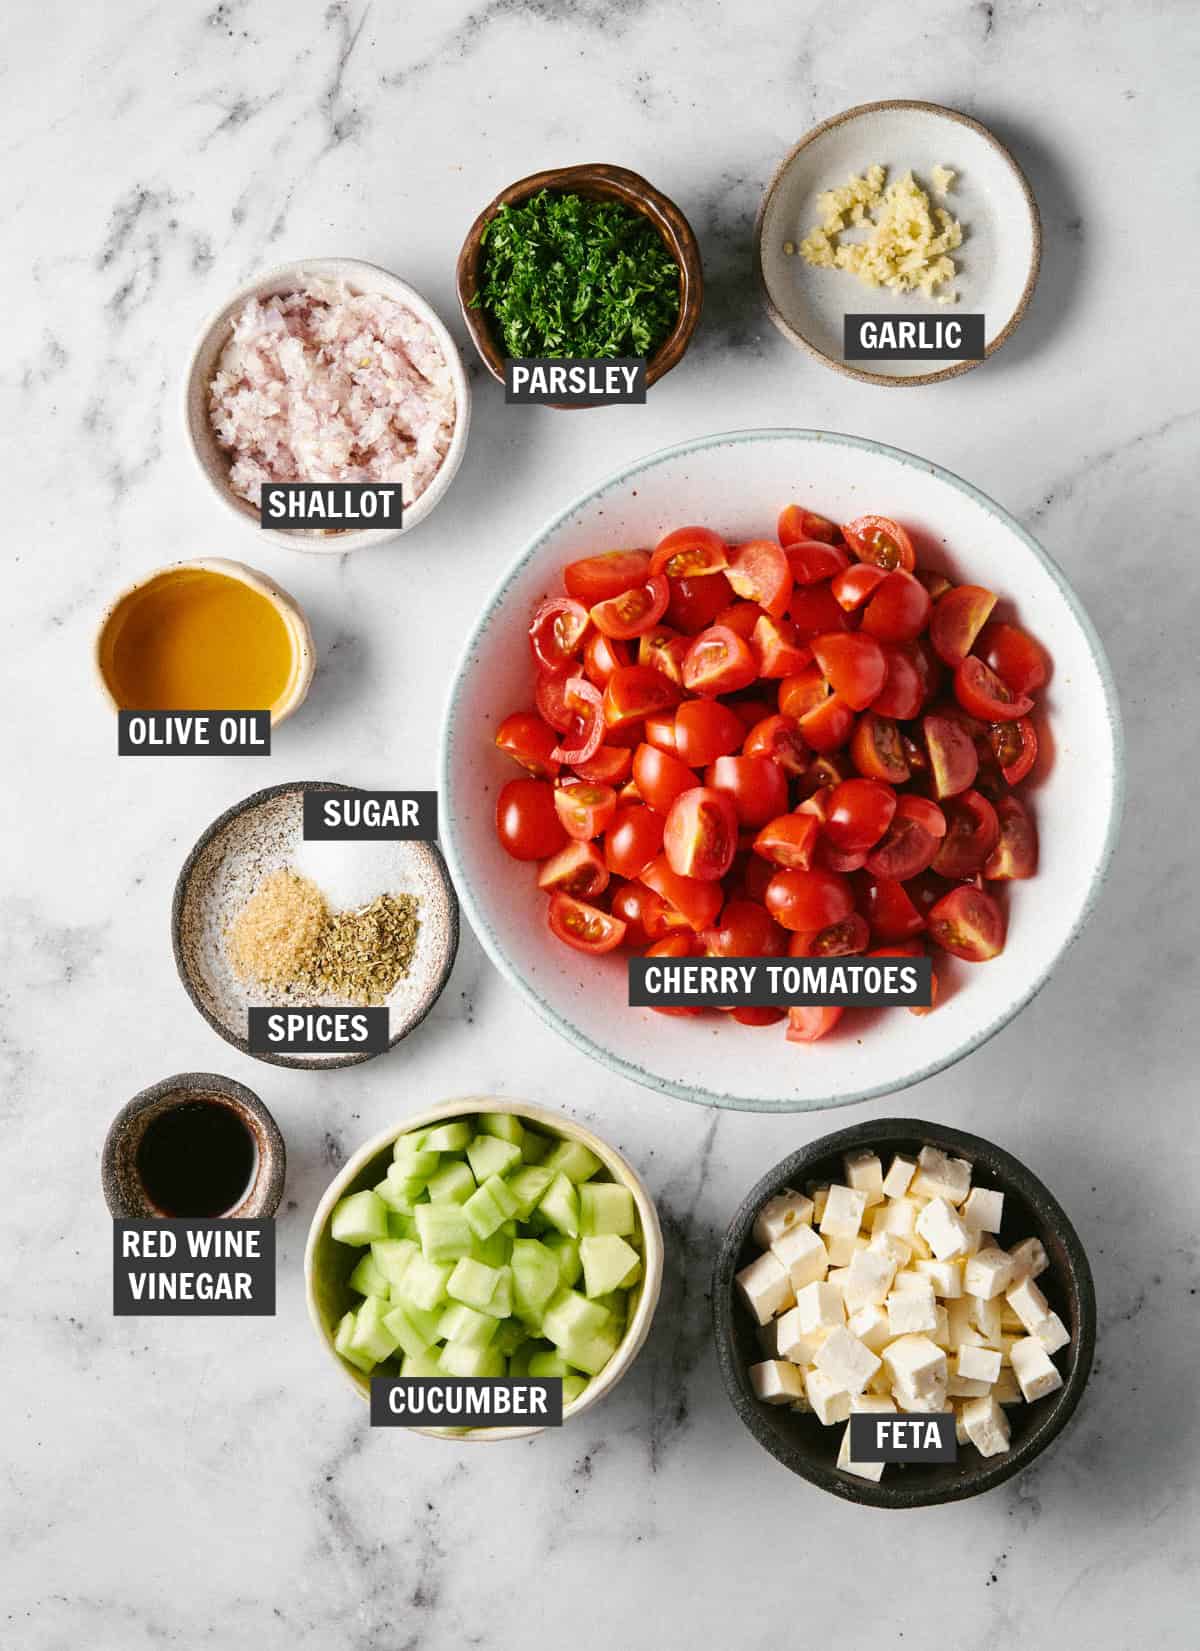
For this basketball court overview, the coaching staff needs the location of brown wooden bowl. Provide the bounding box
[456,163,703,401]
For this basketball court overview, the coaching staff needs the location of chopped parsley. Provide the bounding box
[472,188,680,360]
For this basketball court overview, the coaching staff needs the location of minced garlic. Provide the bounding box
[797,165,962,300]
[931,164,956,196]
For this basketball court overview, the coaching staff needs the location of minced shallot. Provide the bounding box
[208,278,456,509]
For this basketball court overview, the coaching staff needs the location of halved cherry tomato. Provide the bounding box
[602,665,683,735]
[550,676,604,766]
[496,778,569,861]
[789,583,850,641]
[814,839,868,874]
[638,626,690,684]
[779,505,837,546]
[640,854,724,931]
[930,585,997,666]
[927,885,1006,961]
[983,794,1038,879]
[728,1006,787,1027]
[664,787,739,881]
[674,698,744,767]
[864,809,940,881]
[764,867,854,932]
[605,804,665,879]
[831,563,887,611]
[923,711,979,799]
[915,568,952,601]
[702,898,788,957]
[752,613,811,678]
[872,647,924,720]
[610,880,677,946]
[706,755,789,826]
[843,515,916,572]
[564,549,650,605]
[778,663,829,721]
[666,570,734,634]
[753,812,820,869]
[644,711,678,754]
[538,840,609,899]
[785,539,850,585]
[727,540,793,618]
[715,600,767,640]
[495,711,561,779]
[632,742,699,814]
[932,789,1000,877]
[682,625,759,696]
[896,794,947,837]
[786,1005,844,1043]
[850,712,909,784]
[547,893,626,955]
[797,692,856,753]
[644,932,704,1016]
[582,630,631,688]
[860,569,931,644]
[860,875,924,942]
[535,667,577,733]
[811,633,887,711]
[954,656,1034,722]
[825,779,897,852]
[742,713,808,775]
[529,597,590,672]
[571,744,632,786]
[978,622,1048,697]
[554,781,617,842]
[989,716,1038,785]
[590,573,670,640]
[788,913,870,956]
[650,525,729,580]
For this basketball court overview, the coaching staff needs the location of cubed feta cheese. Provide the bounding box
[881,1154,917,1199]
[771,1222,829,1290]
[961,1394,1011,1457]
[946,1297,984,1350]
[969,1294,1004,1344]
[886,1279,938,1336]
[962,1186,1004,1234]
[837,1421,885,1482]
[752,1189,814,1249]
[851,1392,897,1414]
[915,1258,963,1298]
[957,1344,1002,1384]
[882,1334,947,1399]
[842,1247,897,1310]
[805,1367,852,1425]
[847,1303,891,1352]
[947,1372,992,1398]
[869,1231,913,1269]
[964,1246,1015,1300]
[895,1383,948,1414]
[749,1359,806,1405]
[810,1185,830,1222]
[1007,1235,1048,1283]
[824,1233,859,1267]
[1010,1336,1064,1402]
[820,1183,868,1240]
[1033,1310,1070,1355]
[915,1197,971,1260]
[871,1198,917,1239]
[993,1367,1023,1406]
[843,1150,885,1207]
[774,1304,827,1366]
[735,1250,794,1325]
[930,1304,951,1350]
[794,1280,845,1334]
[910,1146,972,1205]
[1006,1275,1052,1335]
[814,1326,881,1395]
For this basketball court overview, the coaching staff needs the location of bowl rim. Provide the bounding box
[439,426,1125,1113]
[302,1096,665,1439]
[455,162,704,396]
[754,100,1042,388]
[171,778,460,1070]
[181,256,472,551]
[711,1116,1097,1506]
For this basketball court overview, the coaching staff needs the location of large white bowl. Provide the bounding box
[440,430,1123,1113]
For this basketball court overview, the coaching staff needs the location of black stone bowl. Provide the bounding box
[712,1118,1096,1508]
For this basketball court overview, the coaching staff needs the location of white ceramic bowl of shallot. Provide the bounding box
[183,258,472,552]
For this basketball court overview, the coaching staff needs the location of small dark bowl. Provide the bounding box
[713,1118,1096,1508]
[456,162,703,401]
[101,1071,286,1219]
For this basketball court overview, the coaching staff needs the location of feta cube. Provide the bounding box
[947,1373,992,1398]
[847,1303,891,1352]
[930,1304,951,1350]
[890,1268,930,1292]
[851,1392,897,1415]
[886,1279,938,1336]
[810,1185,830,1222]
[961,1395,1011,1457]
[910,1146,972,1205]
[843,1150,885,1208]
[826,1266,851,1298]
[946,1297,984,1350]
[824,1233,859,1267]
[1000,1303,1026,1335]
[752,1189,814,1249]
[882,1334,947,1399]
[895,1383,948,1413]
[964,1246,1015,1300]
[1033,1310,1070,1355]
[881,1154,917,1199]
[993,1367,1023,1406]
[771,1222,829,1290]
[794,1280,845,1334]
[969,1294,1004,1344]
[962,1186,1005,1234]
[735,1250,794,1325]
[749,1359,807,1405]
[1006,1276,1052,1335]
[1010,1336,1064,1402]
[954,1408,971,1446]
[842,1248,897,1311]
[774,1304,827,1366]
[819,1183,868,1240]
[915,1259,963,1298]
[869,1231,913,1269]
[957,1344,1002,1384]
[915,1197,971,1260]
[805,1367,852,1425]
[1007,1235,1048,1283]
[814,1326,881,1395]
[837,1421,885,1483]
[871,1198,917,1239]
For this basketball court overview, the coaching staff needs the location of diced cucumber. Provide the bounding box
[348,1252,390,1299]
[387,1211,416,1240]
[494,1318,529,1357]
[370,1238,420,1289]
[414,1203,473,1263]
[579,1182,635,1237]
[542,1232,583,1288]
[349,1295,400,1364]
[464,1174,520,1240]
[391,1141,440,1179]
[374,1177,417,1215]
[470,1227,513,1267]
[334,1310,376,1374]
[438,1302,499,1349]
[420,1120,473,1152]
[579,1234,640,1297]
[507,1342,537,1377]
[543,1139,602,1184]
[542,1287,613,1350]
[538,1173,580,1238]
[479,1112,526,1147]
[521,1130,552,1165]
[331,1189,389,1246]
[528,1350,572,1378]
[386,1166,431,1204]
[383,1301,441,1359]
[466,1134,523,1183]
[447,1256,505,1313]
[393,1253,453,1312]
[590,1289,629,1325]
[426,1160,476,1205]
[505,1165,555,1220]
[488,1266,514,1319]
[440,1341,505,1378]
[400,1348,443,1378]
[511,1238,561,1323]
[562,1373,589,1405]
[561,1324,621,1377]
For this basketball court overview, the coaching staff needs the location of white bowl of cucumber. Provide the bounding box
[305,1097,664,1440]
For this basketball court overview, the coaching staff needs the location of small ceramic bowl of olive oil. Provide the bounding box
[94,558,315,727]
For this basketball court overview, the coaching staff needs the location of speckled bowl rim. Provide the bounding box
[712,1117,1097,1506]
[438,427,1125,1113]
[181,257,472,551]
[171,780,460,1070]
[754,101,1042,388]
[303,1097,665,1440]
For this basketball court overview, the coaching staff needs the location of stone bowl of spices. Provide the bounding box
[457,163,703,402]
[172,782,459,1070]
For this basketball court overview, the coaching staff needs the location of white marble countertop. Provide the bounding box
[4,2,1196,1645]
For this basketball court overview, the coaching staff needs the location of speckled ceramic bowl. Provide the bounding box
[101,1071,286,1219]
[713,1118,1096,1507]
[439,428,1123,1112]
[305,1097,664,1440]
[172,781,459,1070]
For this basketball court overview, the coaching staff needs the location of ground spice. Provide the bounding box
[226,868,329,990]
